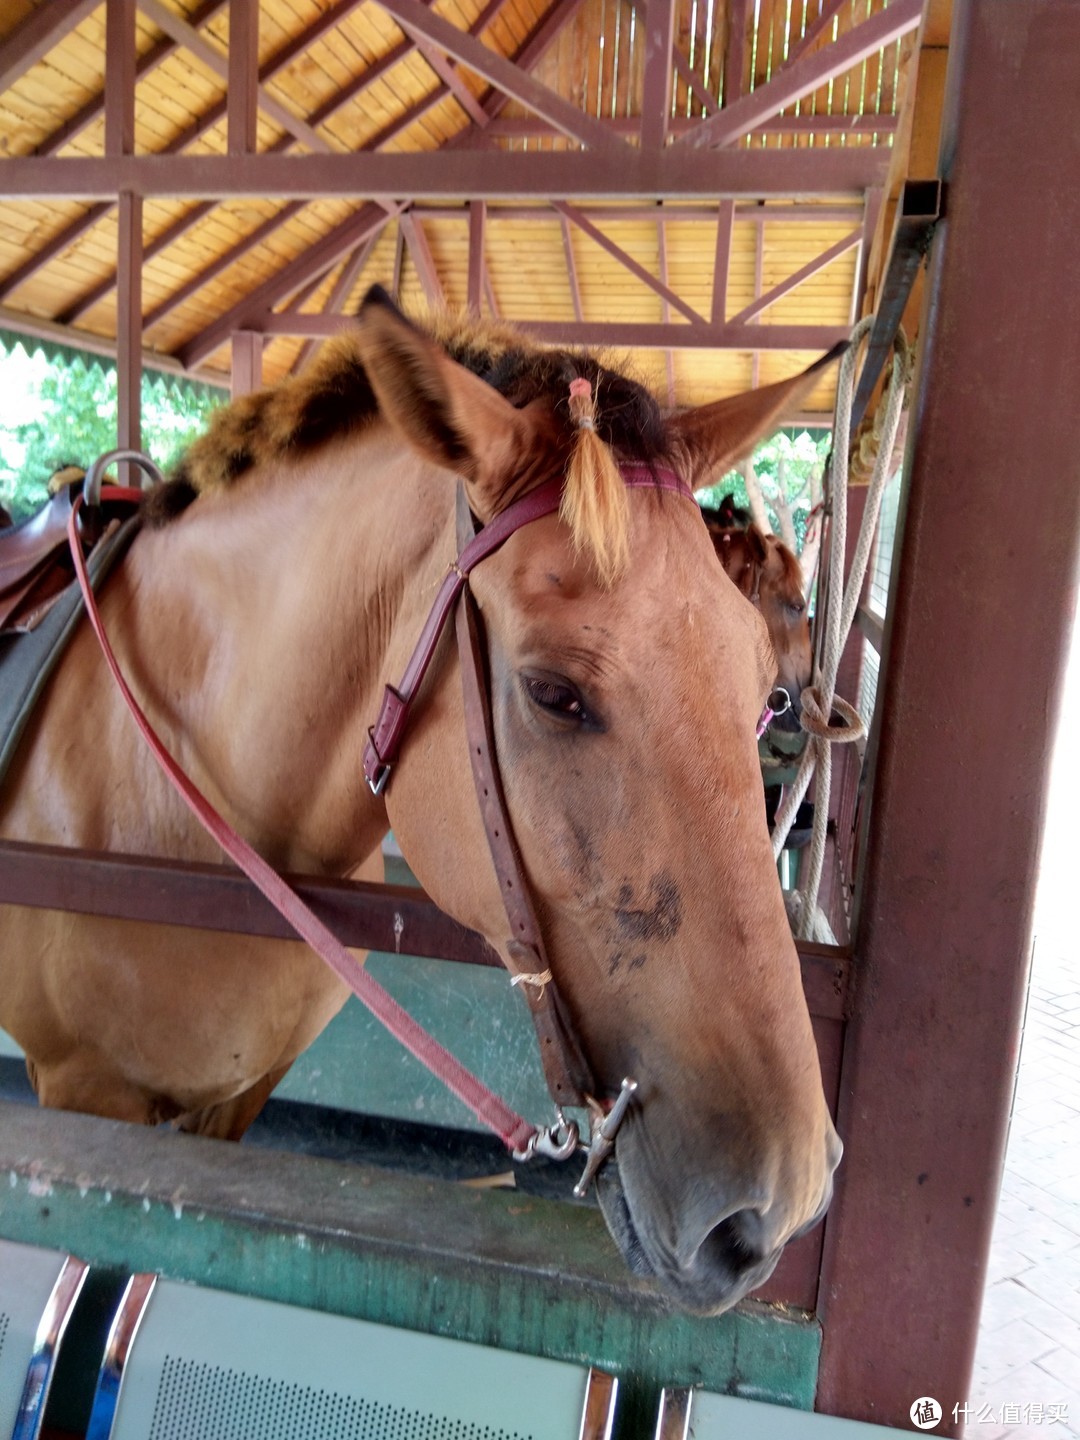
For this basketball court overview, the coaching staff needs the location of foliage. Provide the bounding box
[0,342,222,523]
[697,428,832,553]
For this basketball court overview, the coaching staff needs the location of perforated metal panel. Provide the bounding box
[100,1278,609,1440]
[148,1356,537,1440]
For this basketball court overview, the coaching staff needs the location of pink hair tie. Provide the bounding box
[568,376,595,430]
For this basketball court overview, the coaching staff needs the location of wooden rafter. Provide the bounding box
[399,212,445,307]
[467,201,486,317]
[0,148,887,201]
[254,315,850,351]
[371,0,623,152]
[227,0,259,157]
[289,236,380,375]
[683,0,924,149]
[178,204,402,368]
[0,0,100,93]
[639,0,676,150]
[551,201,706,326]
[727,228,862,325]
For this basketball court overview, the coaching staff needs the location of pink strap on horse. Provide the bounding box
[66,486,538,1156]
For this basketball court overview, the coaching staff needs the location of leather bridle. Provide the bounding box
[363,463,696,1171]
[67,459,696,1190]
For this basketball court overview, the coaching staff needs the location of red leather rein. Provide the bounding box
[67,464,693,1162]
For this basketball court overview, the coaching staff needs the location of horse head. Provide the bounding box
[350,292,842,1314]
[705,521,813,731]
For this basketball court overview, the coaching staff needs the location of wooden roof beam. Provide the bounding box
[255,314,851,351]
[0,0,100,93]
[227,0,259,157]
[785,0,849,70]
[399,212,445,307]
[177,204,401,369]
[727,227,862,324]
[138,0,333,155]
[372,0,624,152]
[711,200,734,326]
[467,202,486,317]
[457,112,897,142]
[722,0,751,105]
[288,236,380,375]
[551,200,706,326]
[559,215,583,323]
[5,0,358,309]
[640,0,676,150]
[657,220,675,406]
[681,0,924,150]
[414,202,866,222]
[0,147,888,200]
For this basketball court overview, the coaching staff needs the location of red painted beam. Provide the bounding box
[227,0,259,157]
[372,0,623,152]
[639,0,676,150]
[0,0,99,93]
[552,201,706,325]
[0,148,888,200]
[816,1,1080,1429]
[255,313,851,351]
[683,0,923,150]
[727,227,861,324]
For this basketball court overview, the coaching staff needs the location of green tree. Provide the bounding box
[697,428,832,554]
[0,348,221,523]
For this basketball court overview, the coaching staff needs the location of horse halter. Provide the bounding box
[362,462,696,1174]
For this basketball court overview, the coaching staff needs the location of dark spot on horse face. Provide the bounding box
[629,952,647,970]
[546,572,562,586]
[615,872,683,943]
[608,951,623,976]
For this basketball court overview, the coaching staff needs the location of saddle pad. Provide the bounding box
[0,515,140,792]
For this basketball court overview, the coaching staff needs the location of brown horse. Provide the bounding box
[700,510,813,728]
[0,290,841,1315]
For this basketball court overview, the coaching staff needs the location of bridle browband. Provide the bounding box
[67,458,696,1191]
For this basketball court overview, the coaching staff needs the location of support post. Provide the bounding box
[816,3,1080,1429]
[107,0,140,479]
[228,0,259,156]
[231,331,263,398]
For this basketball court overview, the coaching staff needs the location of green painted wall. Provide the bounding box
[0,1102,820,1438]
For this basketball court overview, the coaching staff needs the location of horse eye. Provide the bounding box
[523,675,589,722]
[787,601,806,618]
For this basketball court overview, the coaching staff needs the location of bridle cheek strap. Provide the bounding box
[364,463,697,1112]
[456,573,594,1108]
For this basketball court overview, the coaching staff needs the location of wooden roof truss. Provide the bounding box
[0,0,926,410]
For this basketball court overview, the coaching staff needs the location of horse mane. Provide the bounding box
[147,310,673,584]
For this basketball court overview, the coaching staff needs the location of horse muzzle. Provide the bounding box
[594,1122,840,1315]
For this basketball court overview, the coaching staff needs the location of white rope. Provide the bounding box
[770,318,910,942]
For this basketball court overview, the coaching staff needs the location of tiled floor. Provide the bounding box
[966,633,1079,1440]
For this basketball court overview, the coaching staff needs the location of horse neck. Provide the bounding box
[118,436,454,873]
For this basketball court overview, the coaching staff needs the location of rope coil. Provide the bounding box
[771,318,910,941]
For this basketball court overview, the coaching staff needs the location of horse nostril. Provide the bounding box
[697,1209,767,1278]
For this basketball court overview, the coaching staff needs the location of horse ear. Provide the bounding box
[353,286,542,519]
[746,523,769,563]
[672,343,847,493]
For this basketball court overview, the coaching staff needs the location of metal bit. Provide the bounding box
[573,1077,638,1198]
